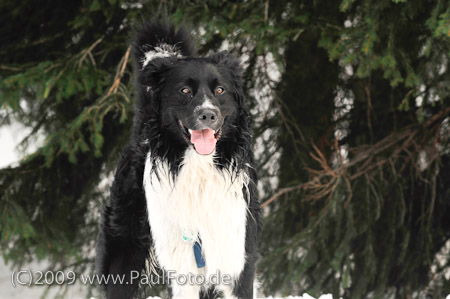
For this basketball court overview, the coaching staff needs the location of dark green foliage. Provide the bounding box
[0,0,449,298]
[261,1,450,298]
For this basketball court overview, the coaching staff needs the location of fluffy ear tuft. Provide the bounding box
[132,20,195,69]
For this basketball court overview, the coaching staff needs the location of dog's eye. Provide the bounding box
[215,87,224,95]
[180,87,191,95]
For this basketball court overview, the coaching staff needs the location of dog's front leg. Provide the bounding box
[96,145,150,299]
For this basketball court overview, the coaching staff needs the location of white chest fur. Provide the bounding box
[143,148,249,297]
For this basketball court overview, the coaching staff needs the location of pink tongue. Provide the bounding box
[190,129,217,155]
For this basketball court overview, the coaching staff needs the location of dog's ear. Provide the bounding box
[210,51,243,85]
[132,21,195,90]
[132,21,195,70]
[210,51,241,70]
[210,51,245,104]
[137,56,173,91]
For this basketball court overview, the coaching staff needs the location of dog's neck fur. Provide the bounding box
[143,147,249,298]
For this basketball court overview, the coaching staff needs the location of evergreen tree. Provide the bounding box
[0,1,449,298]
[260,1,450,298]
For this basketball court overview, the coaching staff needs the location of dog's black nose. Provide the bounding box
[196,108,220,127]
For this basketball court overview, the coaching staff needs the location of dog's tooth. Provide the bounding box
[188,129,193,134]
[213,130,216,134]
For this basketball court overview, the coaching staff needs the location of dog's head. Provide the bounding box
[133,23,246,156]
[158,56,243,155]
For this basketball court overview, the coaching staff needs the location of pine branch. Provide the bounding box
[262,107,450,208]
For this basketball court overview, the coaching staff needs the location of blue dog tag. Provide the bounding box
[193,240,205,268]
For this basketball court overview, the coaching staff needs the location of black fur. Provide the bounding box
[96,20,261,299]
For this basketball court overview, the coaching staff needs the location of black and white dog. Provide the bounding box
[96,21,260,299]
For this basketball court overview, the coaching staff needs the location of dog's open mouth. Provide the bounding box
[179,121,222,155]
